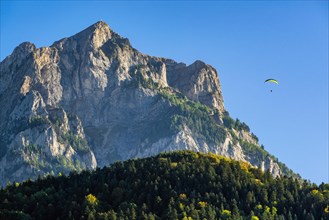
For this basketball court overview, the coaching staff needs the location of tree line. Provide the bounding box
[0,150,328,220]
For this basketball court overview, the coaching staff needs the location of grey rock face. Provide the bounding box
[0,21,286,186]
[166,60,224,114]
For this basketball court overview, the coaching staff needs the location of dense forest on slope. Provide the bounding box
[1,151,328,220]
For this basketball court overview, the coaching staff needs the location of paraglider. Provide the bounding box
[264,79,278,92]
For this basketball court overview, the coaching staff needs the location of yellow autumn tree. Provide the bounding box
[198,201,207,208]
[85,193,97,206]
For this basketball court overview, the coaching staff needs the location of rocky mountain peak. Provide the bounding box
[51,21,113,51]
[92,20,110,30]
[0,22,296,186]
[166,59,224,114]
[76,20,112,48]
[12,42,36,57]
[1,42,36,72]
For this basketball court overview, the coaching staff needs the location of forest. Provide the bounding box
[0,150,328,220]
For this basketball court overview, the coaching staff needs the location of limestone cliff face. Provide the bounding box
[166,60,224,114]
[0,21,289,186]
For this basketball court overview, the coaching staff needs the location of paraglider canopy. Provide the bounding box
[264,79,278,92]
[264,79,279,84]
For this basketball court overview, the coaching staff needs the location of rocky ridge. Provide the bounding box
[0,21,294,186]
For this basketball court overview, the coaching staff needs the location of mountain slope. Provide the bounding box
[0,21,296,186]
[1,151,328,219]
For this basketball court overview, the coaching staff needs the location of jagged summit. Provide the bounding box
[1,42,36,68]
[13,42,36,55]
[51,20,113,50]
[89,20,110,30]
[72,20,112,47]
[0,22,296,186]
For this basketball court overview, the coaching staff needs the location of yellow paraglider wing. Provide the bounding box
[264,79,279,84]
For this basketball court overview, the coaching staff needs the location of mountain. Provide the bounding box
[1,151,328,219]
[0,21,296,186]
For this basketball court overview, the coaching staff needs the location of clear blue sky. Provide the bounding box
[1,1,328,184]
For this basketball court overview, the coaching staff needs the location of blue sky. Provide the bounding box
[1,1,328,184]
